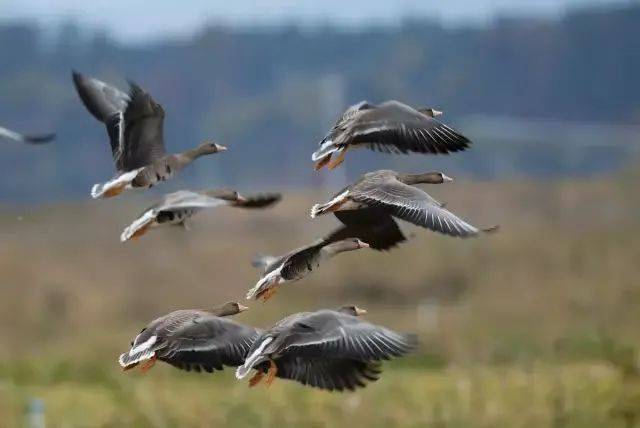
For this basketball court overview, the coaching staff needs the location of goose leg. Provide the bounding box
[314,154,333,171]
[248,371,265,387]
[139,356,157,373]
[259,286,279,302]
[326,146,348,170]
[265,360,278,386]
[102,182,127,198]
[130,222,153,240]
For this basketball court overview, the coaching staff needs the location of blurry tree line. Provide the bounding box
[0,3,639,201]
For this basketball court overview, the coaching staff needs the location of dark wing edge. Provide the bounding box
[347,120,471,155]
[119,81,167,170]
[161,318,260,374]
[259,357,383,392]
[236,193,282,208]
[326,209,407,251]
[279,241,327,280]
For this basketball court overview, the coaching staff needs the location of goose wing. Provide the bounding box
[281,310,417,362]
[278,241,328,281]
[118,82,167,170]
[351,174,488,238]
[338,100,470,155]
[312,101,373,161]
[155,190,233,211]
[324,208,407,251]
[160,311,260,372]
[0,126,55,144]
[235,193,282,208]
[72,72,129,161]
[72,71,130,122]
[264,356,382,391]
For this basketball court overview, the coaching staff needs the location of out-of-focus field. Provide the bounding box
[0,171,639,427]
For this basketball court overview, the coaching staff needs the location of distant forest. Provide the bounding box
[0,3,639,201]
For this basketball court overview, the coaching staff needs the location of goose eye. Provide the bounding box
[296,323,314,331]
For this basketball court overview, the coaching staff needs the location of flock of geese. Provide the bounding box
[3,71,497,391]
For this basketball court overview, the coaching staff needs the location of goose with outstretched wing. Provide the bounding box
[236,305,417,391]
[120,189,281,241]
[72,71,227,199]
[311,170,498,239]
[119,302,259,374]
[247,238,369,302]
[312,100,470,170]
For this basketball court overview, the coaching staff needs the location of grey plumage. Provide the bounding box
[72,71,227,199]
[311,169,497,239]
[119,302,259,374]
[236,307,417,391]
[313,100,470,169]
[0,125,55,145]
[246,238,368,301]
[121,189,281,241]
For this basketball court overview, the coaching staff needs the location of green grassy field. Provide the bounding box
[0,173,639,427]
[2,359,639,427]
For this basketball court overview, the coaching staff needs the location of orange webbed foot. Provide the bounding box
[326,147,348,170]
[259,287,278,302]
[103,183,126,198]
[249,371,265,387]
[130,222,153,240]
[265,360,278,386]
[139,356,157,373]
[314,154,332,171]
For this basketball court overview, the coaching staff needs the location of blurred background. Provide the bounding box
[1,0,639,426]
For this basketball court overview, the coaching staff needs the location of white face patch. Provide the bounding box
[129,335,157,356]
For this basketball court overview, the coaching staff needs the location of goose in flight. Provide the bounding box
[311,170,497,238]
[236,305,416,391]
[120,189,281,241]
[247,238,369,302]
[119,302,259,374]
[72,71,227,199]
[0,125,54,144]
[312,100,470,170]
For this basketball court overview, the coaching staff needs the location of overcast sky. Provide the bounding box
[2,0,626,42]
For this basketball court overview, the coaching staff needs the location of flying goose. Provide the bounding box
[119,302,259,374]
[0,125,55,144]
[246,238,369,302]
[311,170,497,238]
[312,100,470,170]
[72,71,227,199]
[120,189,281,241]
[235,305,416,391]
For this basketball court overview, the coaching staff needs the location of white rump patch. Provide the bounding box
[91,168,143,199]
[129,335,157,356]
[0,126,25,142]
[120,209,158,242]
[245,268,282,300]
[235,337,273,379]
[118,350,156,368]
[311,139,337,161]
[118,334,158,368]
[309,190,349,218]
